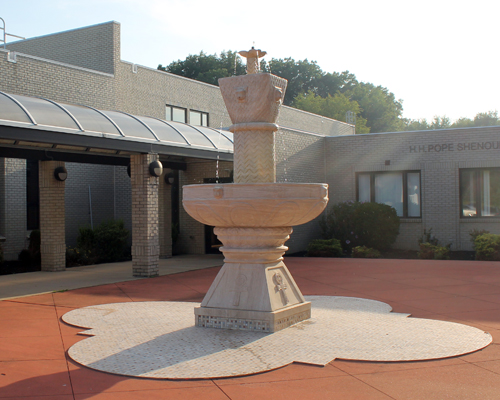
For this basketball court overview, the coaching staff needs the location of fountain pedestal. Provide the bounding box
[182,48,328,332]
[183,182,328,332]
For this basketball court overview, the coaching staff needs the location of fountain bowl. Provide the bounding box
[182,183,328,228]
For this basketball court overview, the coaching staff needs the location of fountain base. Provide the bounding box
[195,264,311,332]
[195,301,311,333]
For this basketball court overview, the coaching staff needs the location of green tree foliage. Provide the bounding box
[158,50,245,86]
[294,91,370,133]
[159,53,404,133]
[405,111,499,131]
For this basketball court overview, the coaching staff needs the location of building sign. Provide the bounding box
[409,141,500,153]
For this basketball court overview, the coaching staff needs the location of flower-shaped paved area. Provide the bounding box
[2,257,500,399]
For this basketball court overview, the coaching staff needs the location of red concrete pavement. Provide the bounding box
[1,257,500,399]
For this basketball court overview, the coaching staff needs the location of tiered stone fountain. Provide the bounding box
[183,48,329,332]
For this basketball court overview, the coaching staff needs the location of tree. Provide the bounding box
[293,91,370,133]
[261,58,323,105]
[158,51,245,86]
[159,53,405,133]
[405,110,499,132]
[348,83,405,133]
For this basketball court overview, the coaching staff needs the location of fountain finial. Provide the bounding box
[238,46,266,74]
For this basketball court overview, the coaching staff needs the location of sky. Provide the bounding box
[1,0,499,123]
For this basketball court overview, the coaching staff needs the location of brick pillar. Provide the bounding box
[131,154,159,277]
[39,161,66,272]
[159,170,172,258]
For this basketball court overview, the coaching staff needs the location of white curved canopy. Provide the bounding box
[0,91,233,162]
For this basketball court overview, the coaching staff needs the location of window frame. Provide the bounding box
[165,105,187,123]
[459,168,500,218]
[356,170,422,218]
[189,109,209,127]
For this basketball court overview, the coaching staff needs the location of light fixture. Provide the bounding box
[54,166,68,181]
[164,171,175,185]
[149,160,163,177]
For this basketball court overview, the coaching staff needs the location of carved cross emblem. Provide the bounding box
[273,272,289,305]
[231,273,248,307]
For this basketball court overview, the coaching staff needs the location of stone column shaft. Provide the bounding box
[131,154,160,277]
[39,160,66,272]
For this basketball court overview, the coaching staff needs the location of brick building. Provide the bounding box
[1,21,499,272]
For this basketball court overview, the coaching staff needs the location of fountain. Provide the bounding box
[182,47,329,332]
[61,49,492,378]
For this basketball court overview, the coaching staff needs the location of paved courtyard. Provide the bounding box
[1,257,500,399]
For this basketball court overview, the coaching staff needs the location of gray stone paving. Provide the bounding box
[62,296,492,379]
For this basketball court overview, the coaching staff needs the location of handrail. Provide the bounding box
[0,17,26,49]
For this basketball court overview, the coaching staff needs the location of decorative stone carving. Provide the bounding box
[182,47,329,332]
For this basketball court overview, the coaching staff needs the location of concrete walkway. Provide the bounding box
[0,254,223,300]
[1,257,500,399]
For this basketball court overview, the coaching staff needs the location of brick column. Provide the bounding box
[131,154,159,277]
[159,170,172,258]
[39,160,66,272]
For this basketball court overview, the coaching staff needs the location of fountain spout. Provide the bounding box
[238,46,266,74]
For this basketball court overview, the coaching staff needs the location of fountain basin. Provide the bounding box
[182,183,328,228]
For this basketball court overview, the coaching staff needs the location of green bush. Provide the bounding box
[307,238,343,257]
[418,243,450,260]
[474,233,500,261]
[93,219,129,263]
[72,219,129,265]
[351,246,381,258]
[320,201,400,252]
[469,229,490,249]
[418,228,439,246]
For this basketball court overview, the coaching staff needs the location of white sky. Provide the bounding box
[2,0,499,122]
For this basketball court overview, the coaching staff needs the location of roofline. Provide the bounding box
[4,21,119,46]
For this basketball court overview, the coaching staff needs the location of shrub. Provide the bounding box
[469,229,490,249]
[474,233,500,261]
[73,219,129,265]
[417,228,451,260]
[93,219,129,262]
[418,228,439,246]
[18,249,34,266]
[307,239,343,257]
[351,246,381,258]
[320,201,400,252]
[418,243,450,260]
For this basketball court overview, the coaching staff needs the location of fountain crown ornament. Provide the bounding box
[238,46,266,74]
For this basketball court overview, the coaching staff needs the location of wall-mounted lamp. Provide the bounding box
[127,164,131,178]
[54,166,68,181]
[164,171,175,185]
[149,160,163,177]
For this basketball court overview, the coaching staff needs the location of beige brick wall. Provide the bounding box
[39,160,66,271]
[0,158,27,260]
[326,127,500,250]
[130,154,160,276]
[5,22,119,74]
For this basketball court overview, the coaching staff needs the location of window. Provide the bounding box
[189,110,209,126]
[165,105,186,123]
[357,171,421,217]
[460,168,500,217]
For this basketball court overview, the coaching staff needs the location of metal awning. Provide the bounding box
[0,91,233,166]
